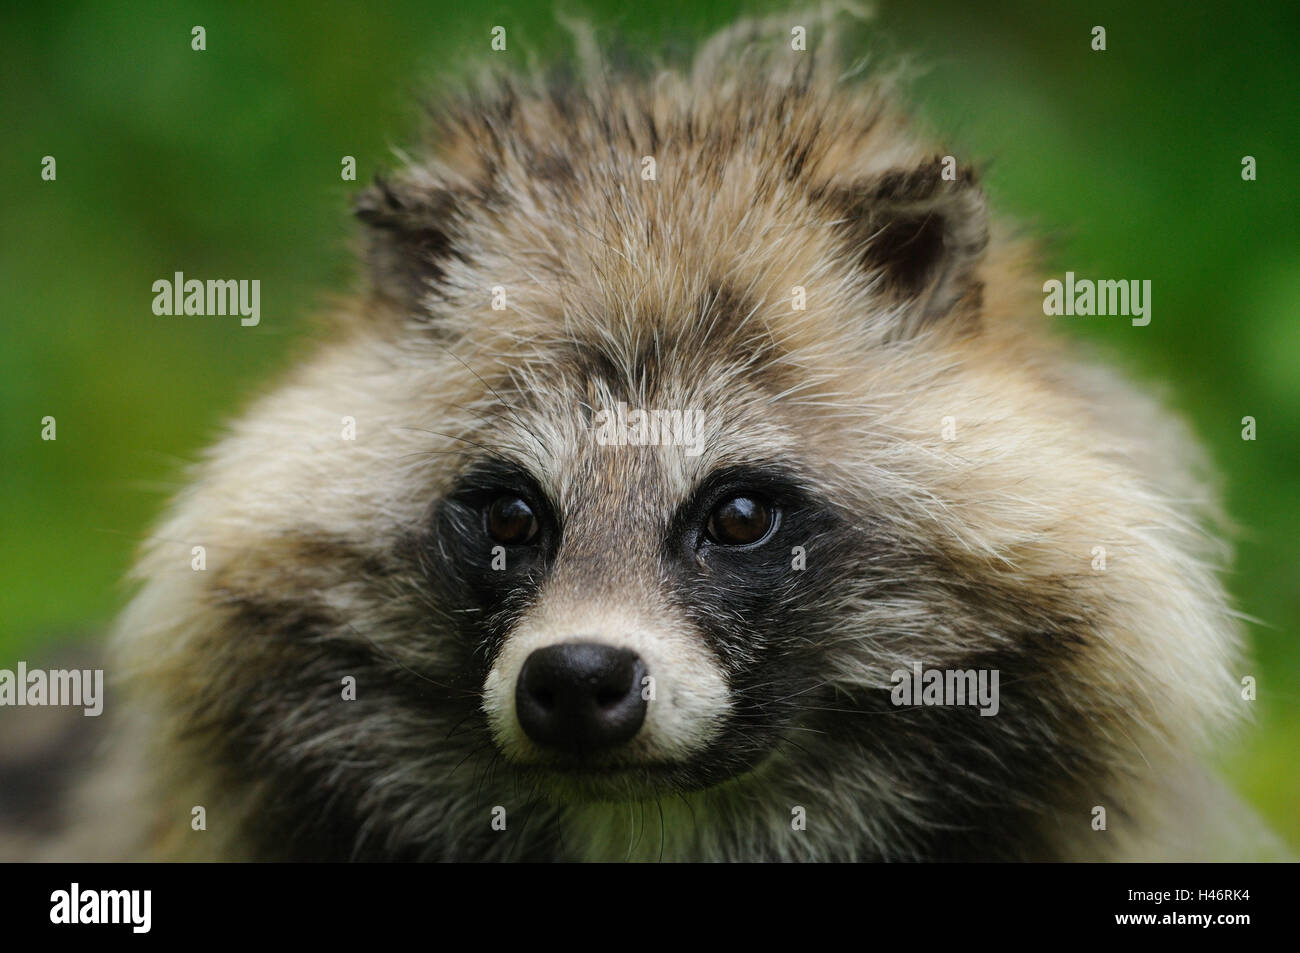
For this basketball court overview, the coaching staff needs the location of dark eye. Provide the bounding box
[706,495,775,546]
[485,495,539,545]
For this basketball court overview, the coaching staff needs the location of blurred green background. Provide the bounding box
[2,1,1296,845]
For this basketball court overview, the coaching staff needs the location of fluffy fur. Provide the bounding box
[35,10,1282,861]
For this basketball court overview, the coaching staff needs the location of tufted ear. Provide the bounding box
[823,159,988,338]
[354,176,465,311]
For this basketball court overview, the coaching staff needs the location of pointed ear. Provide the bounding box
[354,176,464,311]
[823,159,988,338]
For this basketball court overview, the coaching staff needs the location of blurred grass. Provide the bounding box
[1,0,1296,845]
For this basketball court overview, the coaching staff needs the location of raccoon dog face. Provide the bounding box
[439,373,857,801]
[117,28,1239,861]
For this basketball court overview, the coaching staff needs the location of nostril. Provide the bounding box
[515,641,649,753]
[595,687,626,708]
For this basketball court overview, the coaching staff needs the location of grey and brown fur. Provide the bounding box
[18,10,1286,861]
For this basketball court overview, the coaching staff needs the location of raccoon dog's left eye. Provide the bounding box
[485,495,539,545]
[706,495,776,546]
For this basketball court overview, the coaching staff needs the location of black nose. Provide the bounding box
[515,642,648,753]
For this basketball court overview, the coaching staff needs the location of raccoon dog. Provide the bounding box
[43,13,1283,861]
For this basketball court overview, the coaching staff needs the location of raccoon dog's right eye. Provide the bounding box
[706,495,775,547]
[485,495,539,545]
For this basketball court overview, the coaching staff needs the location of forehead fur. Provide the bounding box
[365,22,995,355]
